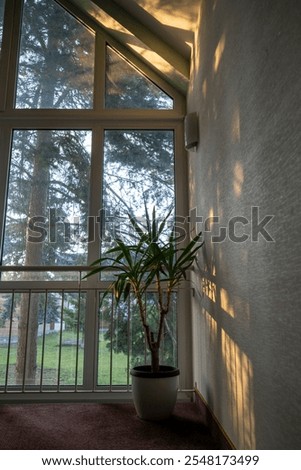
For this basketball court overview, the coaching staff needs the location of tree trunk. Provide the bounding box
[15,17,59,385]
[15,133,51,384]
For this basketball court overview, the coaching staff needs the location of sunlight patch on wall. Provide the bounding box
[221,330,256,449]
[213,33,226,73]
[220,287,235,318]
[188,164,196,208]
[202,277,217,303]
[233,161,244,197]
[205,310,217,344]
[190,11,201,78]
[205,208,215,230]
[232,106,241,143]
[212,264,216,277]
[202,79,207,99]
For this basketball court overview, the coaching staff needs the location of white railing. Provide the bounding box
[0,266,177,400]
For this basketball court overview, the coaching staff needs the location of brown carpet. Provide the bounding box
[0,402,222,450]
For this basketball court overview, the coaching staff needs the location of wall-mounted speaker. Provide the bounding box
[184,112,199,150]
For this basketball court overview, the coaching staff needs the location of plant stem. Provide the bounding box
[151,346,159,373]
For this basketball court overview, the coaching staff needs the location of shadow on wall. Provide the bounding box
[188,0,264,450]
[190,0,301,451]
[193,264,256,450]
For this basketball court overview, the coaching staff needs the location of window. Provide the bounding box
[2,130,92,280]
[0,0,185,392]
[15,0,95,109]
[97,292,177,386]
[105,46,173,109]
[102,129,175,255]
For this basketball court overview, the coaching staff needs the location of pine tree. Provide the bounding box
[5,0,94,383]
[2,0,176,385]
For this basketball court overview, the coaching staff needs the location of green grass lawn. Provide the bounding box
[0,331,129,388]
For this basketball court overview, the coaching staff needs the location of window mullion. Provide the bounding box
[82,126,104,391]
[87,125,104,267]
[0,0,22,111]
[174,121,193,391]
[1,0,23,111]
[0,127,11,262]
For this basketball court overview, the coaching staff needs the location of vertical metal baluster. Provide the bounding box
[57,290,64,392]
[39,290,48,392]
[109,292,114,392]
[74,274,81,392]
[22,290,31,393]
[4,290,15,393]
[94,288,100,392]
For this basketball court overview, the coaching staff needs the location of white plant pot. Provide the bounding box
[130,365,180,421]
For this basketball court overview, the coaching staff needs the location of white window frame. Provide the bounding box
[0,0,192,398]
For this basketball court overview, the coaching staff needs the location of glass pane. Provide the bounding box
[15,0,95,109]
[0,0,5,57]
[97,293,177,386]
[102,129,175,253]
[105,46,173,109]
[2,130,92,280]
[98,294,130,387]
[0,291,85,389]
[98,130,176,386]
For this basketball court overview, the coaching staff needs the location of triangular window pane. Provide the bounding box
[15,0,95,109]
[105,46,173,109]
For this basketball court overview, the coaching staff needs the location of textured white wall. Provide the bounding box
[187,0,301,449]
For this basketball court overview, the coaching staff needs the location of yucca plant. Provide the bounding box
[86,207,203,373]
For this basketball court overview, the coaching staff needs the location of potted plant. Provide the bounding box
[86,207,203,420]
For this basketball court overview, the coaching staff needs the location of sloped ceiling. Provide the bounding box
[66,0,200,93]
